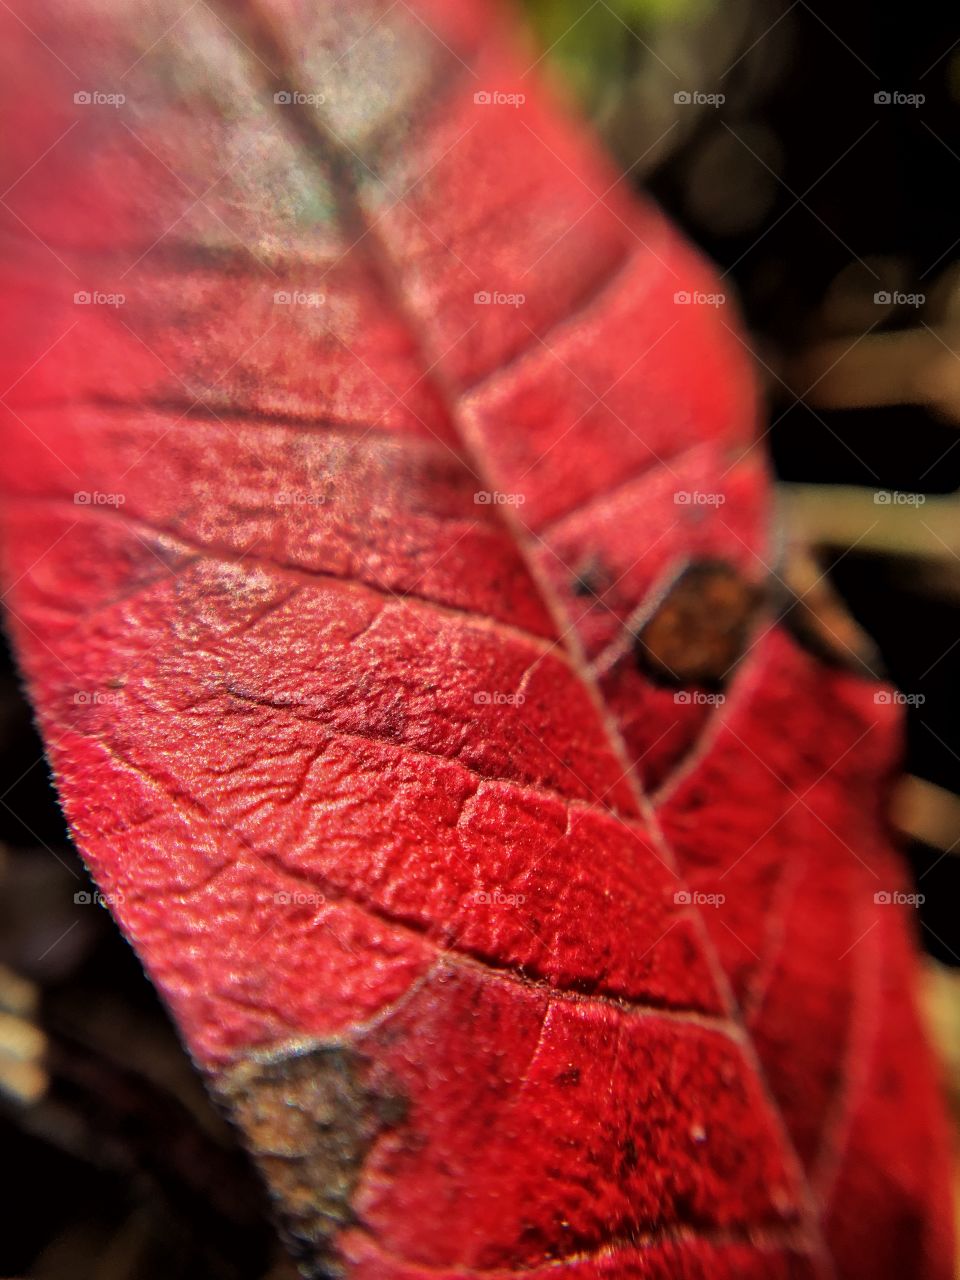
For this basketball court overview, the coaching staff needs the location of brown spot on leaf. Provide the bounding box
[554,1065,581,1087]
[633,560,764,688]
[214,1042,406,1279]
[570,557,609,599]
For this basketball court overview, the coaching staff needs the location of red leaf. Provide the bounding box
[0,2,952,1277]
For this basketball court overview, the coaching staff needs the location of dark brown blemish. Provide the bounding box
[570,557,610,600]
[214,1043,406,1279]
[633,560,764,689]
[618,1136,639,1177]
[554,1065,581,1087]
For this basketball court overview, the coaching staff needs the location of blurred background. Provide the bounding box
[1,0,958,1275]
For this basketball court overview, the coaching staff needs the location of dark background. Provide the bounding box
[1,1,957,1275]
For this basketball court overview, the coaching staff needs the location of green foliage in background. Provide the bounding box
[521,0,711,108]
